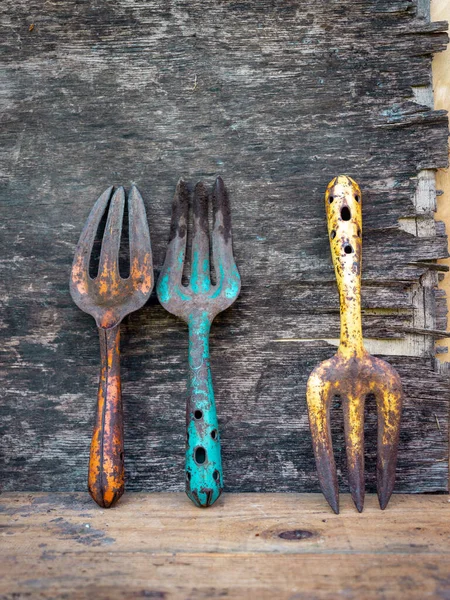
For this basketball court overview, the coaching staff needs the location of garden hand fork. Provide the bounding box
[70,186,153,508]
[306,175,403,514]
[157,177,240,508]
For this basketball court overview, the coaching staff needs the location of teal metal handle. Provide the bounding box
[185,311,223,507]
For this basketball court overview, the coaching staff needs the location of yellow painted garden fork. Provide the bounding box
[306,176,403,514]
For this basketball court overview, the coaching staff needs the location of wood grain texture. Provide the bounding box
[0,0,449,493]
[1,492,450,599]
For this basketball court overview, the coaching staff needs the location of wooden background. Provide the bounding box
[1,0,449,494]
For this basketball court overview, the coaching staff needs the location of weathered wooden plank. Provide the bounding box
[2,491,449,553]
[2,341,447,493]
[0,0,448,493]
[4,553,449,600]
[1,493,449,599]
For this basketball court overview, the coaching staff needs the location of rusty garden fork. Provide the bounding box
[306,175,403,514]
[70,186,153,508]
[157,177,241,508]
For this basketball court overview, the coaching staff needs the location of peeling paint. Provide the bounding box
[306,176,403,515]
[157,177,240,507]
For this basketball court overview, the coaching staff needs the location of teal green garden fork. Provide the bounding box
[157,177,241,507]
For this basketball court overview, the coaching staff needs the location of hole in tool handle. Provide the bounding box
[340,206,351,221]
[195,447,206,464]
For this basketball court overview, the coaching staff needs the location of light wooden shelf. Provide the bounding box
[1,492,449,599]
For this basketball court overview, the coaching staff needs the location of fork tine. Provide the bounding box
[191,181,210,293]
[212,176,234,267]
[128,185,153,295]
[158,180,189,300]
[342,396,365,512]
[376,384,402,510]
[211,176,240,298]
[98,187,125,282]
[306,373,339,514]
[70,186,113,298]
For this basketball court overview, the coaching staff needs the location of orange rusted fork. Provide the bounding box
[306,176,403,514]
[70,186,153,508]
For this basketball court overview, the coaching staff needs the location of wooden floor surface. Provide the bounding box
[1,492,449,599]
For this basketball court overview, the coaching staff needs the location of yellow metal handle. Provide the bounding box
[325,175,364,357]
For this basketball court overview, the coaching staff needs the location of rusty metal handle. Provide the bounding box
[88,324,124,508]
[325,176,364,357]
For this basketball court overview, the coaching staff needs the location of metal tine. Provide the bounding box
[211,177,239,291]
[191,181,210,293]
[306,377,339,514]
[128,185,152,287]
[97,187,125,281]
[342,396,365,513]
[72,187,114,279]
[376,387,402,509]
[160,179,189,288]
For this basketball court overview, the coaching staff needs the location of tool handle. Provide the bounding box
[325,176,364,356]
[185,312,223,507]
[88,324,124,508]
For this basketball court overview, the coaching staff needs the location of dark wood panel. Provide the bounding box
[0,0,448,493]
